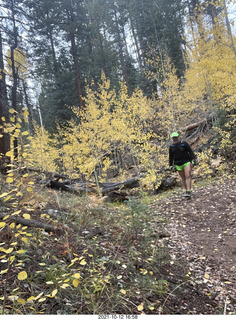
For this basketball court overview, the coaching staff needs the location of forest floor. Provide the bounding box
[149,176,236,314]
[0,175,235,315]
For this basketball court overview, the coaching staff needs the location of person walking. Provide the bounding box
[169,132,197,197]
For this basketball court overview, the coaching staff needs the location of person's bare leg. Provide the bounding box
[184,164,192,191]
[178,170,187,190]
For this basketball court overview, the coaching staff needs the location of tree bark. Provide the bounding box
[0,30,10,167]
[22,79,35,135]
[0,213,62,233]
[223,0,236,58]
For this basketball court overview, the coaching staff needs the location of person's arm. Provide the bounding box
[184,141,196,161]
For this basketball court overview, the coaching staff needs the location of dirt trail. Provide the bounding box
[151,177,236,314]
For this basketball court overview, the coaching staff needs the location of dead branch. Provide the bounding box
[0,213,62,233]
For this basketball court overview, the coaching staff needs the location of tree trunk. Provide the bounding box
[129,16,143,70]
[0,30,10,171]
[223,0,236,58]
[113,6,131,96]
[22,79,35,135]
[9,0,19,160]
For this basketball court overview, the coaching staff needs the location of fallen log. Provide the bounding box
[46,180,97,194]
[182,119,207,132]
[182,113,215,133]
[101,177,140,194]
[0,213,62,233]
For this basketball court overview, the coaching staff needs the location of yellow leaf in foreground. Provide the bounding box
[21,237,28,244]
[60,283,70,289]
[5,248,14,254]
[0,192,9,198]
[72,273,81,279]
[0,222,6,228]
[80,259,86,265]
[6,177,14,183]
[17,298,25,305]
[16,250,26,254]
[137,303,144,311]
[35,292,44,300]
[18,271,27,281]
[27,296,36,302]
[72,279,79,288]
[120,289,126,295]
[5,151,13,157]
[51,289,58,297]
[12,210,21,216]
[23,214,31,220]
[4,195,11,202]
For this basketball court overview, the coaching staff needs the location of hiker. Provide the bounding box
[169,132,197,197]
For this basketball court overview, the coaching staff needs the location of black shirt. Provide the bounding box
[169,141,196,166]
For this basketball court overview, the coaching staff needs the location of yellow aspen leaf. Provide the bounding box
[6,177,14,183]
[5,248,14,254]
[16,192,23,197]
[148,306,155,311]
[16,123,21,128]
[27,296,36,302]
[23,214,31,220]
[5,151,13,157]
[12,210,21,216]
[10,256,15,264]
[46,281,54,284]
[23,173,28,177]
[204,273,210,280]
[35,292,44,300]
[22,153,27,158]
[18,271,27,280]
[64,278,70,282]
[28,181,34,185]
[120,289,126,295]
[9,108,16,114]
[16,250,26,254]
[17,298,25,305]
[137,303,144,311]
[27,187,33,193]
[3,215,9,220]
[21,237,28,244]
[0,222,6,228]
[4,195,11,202]
[72,273,81,279]
[60,283,70,289]
[10,242,17,246]
[0,269,8,275]
[10,222,16,229]
[51,289,58,298]
[22,131,29,136]
[10,116,15,122]
[72,279,79,288]
[0,192,9,198]
[38,297,46,302]
[80,259,86,265]
[1,116,5,121]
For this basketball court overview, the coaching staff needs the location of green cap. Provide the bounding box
[171,132,179,138]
